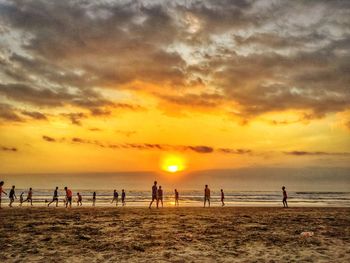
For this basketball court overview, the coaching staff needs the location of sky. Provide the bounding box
[0,0,349,188]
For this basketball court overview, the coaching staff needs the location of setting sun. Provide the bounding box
[162,155,185,173]
[167,165,179,173]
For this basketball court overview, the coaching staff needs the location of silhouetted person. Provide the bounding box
[121,189,126,206]
[221,189,225,207]
[9,185,16,207]
[64,187,72,208]
[282,186,288,208]
[149,181,158,209]
[77,192,82,206]
[204,185,210,207]
[157,186,163,208]
[0,181,7,209]
[23,187,33,206]
[48,187,59,207]
[111,190,119,206]
[19,192,24,206]
[92,192,96,206]
[174,189,179,206]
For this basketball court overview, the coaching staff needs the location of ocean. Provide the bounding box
[2,189,350,207]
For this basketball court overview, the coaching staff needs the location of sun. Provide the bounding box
[167,165,179,173]
[161,155,185,173]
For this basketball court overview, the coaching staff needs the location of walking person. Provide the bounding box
[0,181,7,209]
[92,192,96,206]
[204,185,210,207]
[157,186,163,208]
[174,189,179,206]
[64,187,72,208]
[77,192,82,206]
[121,189,126,206]
[23,187,33,206]
[282,186,288,208]
[111,190,119,206]
[48,187,59,207]
[9,185,16,207]
[221,189,225,207]
[149,181,158,209]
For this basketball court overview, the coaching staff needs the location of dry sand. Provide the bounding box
[0,207,349,262]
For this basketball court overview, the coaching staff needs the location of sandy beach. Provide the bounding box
[0,207,349,262]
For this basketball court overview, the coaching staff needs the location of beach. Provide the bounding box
[0,207,349,262]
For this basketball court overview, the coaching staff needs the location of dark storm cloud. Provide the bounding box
[0,0,349,122]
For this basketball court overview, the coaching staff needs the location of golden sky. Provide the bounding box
[0,0,350,175]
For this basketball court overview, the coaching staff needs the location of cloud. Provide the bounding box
[21,110,47,120]
[1,146,17,152]
[284,151,350,156]
[218,148,252,154]
[42,135,251,154]
[115,130,137,137]
[61,112,86,126]
[0,0,349,123]
[41,135,350,158]
[0,103,23,122]
[42,135,56,142]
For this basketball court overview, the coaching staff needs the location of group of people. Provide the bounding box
[0,183,33,208]
[147,181,226,209]
[111,189,126,206]
[0,180,289,209]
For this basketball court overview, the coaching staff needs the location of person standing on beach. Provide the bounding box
[149,181,158,209]
[23,187,33,206]
[77,192,82,206]
[0,181,7,209]
[282,186,288,208]
[174,189,179,206]
[121,189,126,206]
[9,185,16,207]
[204,185,210,207]
[92,192,96,206]
[221,189,225,207]
[64,187,72,208]
[111,190,119,206]
[48,187,59,207]
[157,186,163,208]
[19,192,24,206]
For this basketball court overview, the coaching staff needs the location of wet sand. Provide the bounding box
[0,207,349,262]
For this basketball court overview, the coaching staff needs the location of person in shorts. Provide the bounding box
[23,187,33,206]
[149,181,158,209]
[9,185,16,207]
[204,185,210,208]
[64,187,72,208]
[48,187,59,207]
[121,189,126,206]
[111,190,119,206]
[157,186,163,208]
